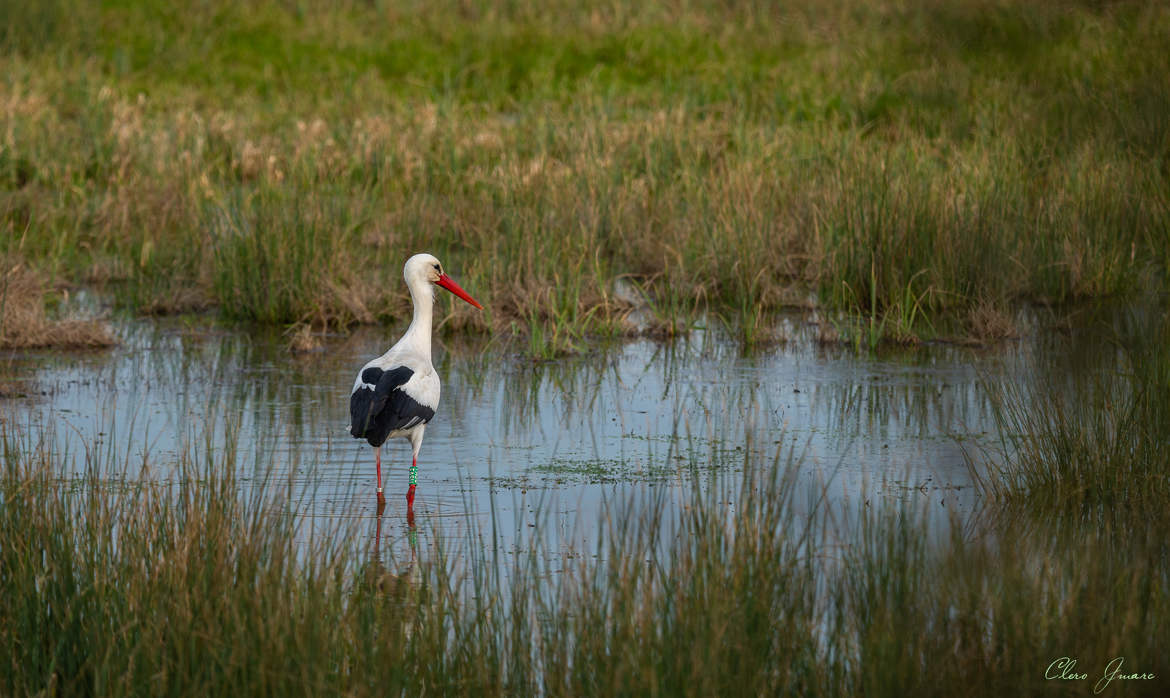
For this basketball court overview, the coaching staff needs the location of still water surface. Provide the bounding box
[4,315,1052,569]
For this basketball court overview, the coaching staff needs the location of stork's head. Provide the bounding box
[404,253,483,309]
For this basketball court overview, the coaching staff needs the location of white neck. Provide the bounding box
[400,275,434,360]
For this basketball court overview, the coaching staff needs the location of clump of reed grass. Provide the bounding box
[207,186,379,327]
[831,504,1170,696]
[0,257,114,349]
[980,305,1170,523]
[964,299,1018,343]
[285,322,322,353]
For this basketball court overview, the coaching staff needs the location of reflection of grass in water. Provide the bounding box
[4,329,1170,696]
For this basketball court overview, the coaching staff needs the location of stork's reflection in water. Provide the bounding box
[359,500,421,621]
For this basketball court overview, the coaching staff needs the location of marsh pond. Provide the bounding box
[2,309,1113,569]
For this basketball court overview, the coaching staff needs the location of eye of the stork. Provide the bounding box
[433,263,441,272]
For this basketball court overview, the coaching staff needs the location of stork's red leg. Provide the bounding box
[406,455,418,510]
[375,447,386,505]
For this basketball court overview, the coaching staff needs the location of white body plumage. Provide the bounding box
[346,253,482,506]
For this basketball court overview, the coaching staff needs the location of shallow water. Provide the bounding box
[1,313,1065,570]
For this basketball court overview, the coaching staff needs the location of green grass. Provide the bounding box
[1,0,1168,351]
[207,184,375,326]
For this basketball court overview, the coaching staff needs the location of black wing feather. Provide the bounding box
[349,366,435,447]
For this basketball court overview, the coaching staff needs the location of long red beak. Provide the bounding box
[436,273,483,310]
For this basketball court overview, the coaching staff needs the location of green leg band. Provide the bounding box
[408,465,419,486]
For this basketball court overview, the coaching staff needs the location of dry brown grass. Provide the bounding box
[0,376,32,399]
[285,322,321,353]
[965,301,1019,344]
[0,259,115,349]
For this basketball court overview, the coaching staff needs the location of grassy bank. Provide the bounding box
[2,0,1168,351]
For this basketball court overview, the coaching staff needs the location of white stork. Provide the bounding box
[348,253,482,511]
